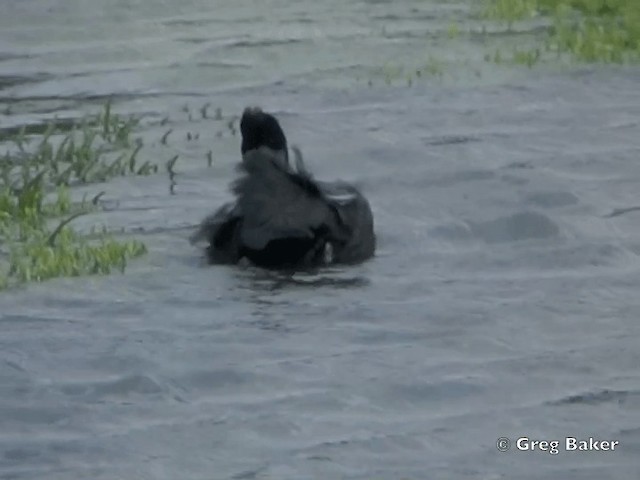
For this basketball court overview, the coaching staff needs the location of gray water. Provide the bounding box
[2,1,640,479]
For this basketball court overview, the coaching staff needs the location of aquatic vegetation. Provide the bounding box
[484,0,640,64]
[166,155,179,195]
[466,0,638,70]
[448,22,461,39]
[485,0,539,27]
[199,102,211,119]
[7,227,146,283]
[0,102,153,290]
[368,55,447,87]
[161,128,173,145]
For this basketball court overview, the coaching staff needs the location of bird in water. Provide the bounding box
[190,107,376,269]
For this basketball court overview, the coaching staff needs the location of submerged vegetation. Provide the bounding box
[485,0,640,65]
[0,103,150,290]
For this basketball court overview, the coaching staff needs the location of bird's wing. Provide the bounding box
[190,201,245,264]
[317,179,376,263]
[189,201,239,245]
[233,148,339,251]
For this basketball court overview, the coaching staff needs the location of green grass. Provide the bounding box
[0,102,152,290]
[484,0,640,64]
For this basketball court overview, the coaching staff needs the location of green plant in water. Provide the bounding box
[8,227,147,283]
[484,0,640,64]
[6,104,155,189]
[485,0,539,27]
[0,101,155,290]
[372,54,446,87]
[447,22,461,39]
[512,47,542,66]
[550,3,640,62]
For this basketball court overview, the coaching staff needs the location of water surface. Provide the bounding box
[2,1,640,479]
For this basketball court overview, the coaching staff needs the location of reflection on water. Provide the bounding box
[2,1,640,479]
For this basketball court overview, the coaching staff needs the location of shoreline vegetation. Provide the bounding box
[0,103,150,290]
[485,0,640,66]
[374,0,639,85]
[0,99,241,292]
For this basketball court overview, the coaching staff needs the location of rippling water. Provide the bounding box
[2,1,640,479]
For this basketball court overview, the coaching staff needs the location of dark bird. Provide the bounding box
[190,107,375,269]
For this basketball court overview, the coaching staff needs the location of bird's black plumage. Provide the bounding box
[190,107,375,269]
